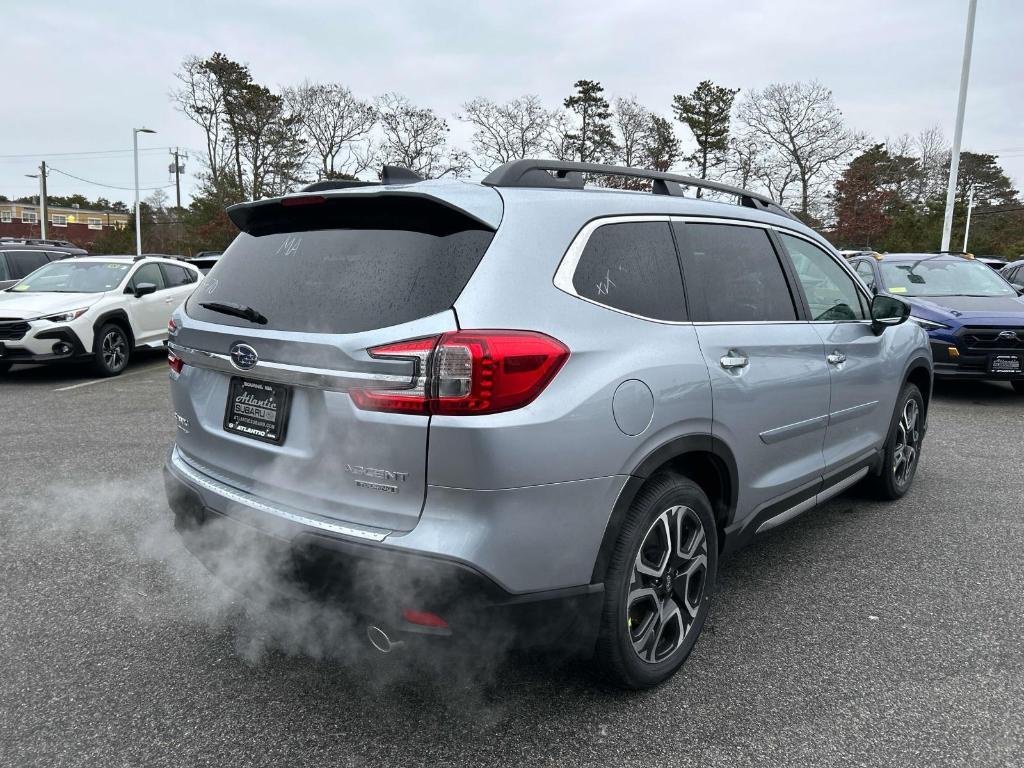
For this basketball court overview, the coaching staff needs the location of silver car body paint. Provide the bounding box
[165,179,931,595]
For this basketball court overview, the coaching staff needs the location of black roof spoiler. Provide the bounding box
[482,159,798,221]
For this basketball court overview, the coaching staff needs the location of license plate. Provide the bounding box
[989,354,1022,374]
[223,376,291,445]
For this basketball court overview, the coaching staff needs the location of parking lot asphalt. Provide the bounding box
[1,357,1022,768]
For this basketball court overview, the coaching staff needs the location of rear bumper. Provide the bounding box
[163,451,606,651]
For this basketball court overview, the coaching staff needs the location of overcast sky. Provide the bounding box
[3,0,1021,208]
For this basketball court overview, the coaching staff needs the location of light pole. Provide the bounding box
[962,185,976,252]
[133,127,156,256]
[940,0,978,252]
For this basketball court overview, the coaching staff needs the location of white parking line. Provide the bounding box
[54,364,166,392]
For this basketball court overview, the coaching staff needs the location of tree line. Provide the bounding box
[91,52,1022,258]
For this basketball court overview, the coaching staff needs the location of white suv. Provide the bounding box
[0,255,202,376]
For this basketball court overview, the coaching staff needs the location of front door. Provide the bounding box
[675,221,830,520]
[125,262,169,344]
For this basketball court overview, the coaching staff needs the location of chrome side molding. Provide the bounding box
[756,466,870,534]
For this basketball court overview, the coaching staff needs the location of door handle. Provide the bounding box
[720,351,749,370]
[827,351,847,366]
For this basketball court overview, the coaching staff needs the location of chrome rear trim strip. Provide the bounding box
[170,447,390,542]
[168,342,412,392]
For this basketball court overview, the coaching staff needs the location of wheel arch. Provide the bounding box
[904,356,932,427]
[591,434,738,585]
[92,309,136,352]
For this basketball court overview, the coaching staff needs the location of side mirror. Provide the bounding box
[1012,283,1024,295]
[134,282,157,298]
[870,293,910,335]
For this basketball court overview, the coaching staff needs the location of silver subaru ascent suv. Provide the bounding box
[163,160,931,688]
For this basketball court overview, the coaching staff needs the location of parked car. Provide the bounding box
[1000,260,1024,287]
[851,252,1024,391]
[163,160,930,689]
[977,255,1009,270]
[0,255,201,376]
[184,251,222,274]
[0,238,87,290]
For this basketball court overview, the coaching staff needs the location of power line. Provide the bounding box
[48,166,175,192]
[0,146,174,160]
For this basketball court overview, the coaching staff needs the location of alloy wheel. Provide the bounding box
[102,330,126,371]
[892,398,920,487]
[626,505,708,664]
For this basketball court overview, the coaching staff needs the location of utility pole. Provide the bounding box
[39,161,48,240]
[962,185,975,252]
[169,148,187,209]
[940,0,978,252]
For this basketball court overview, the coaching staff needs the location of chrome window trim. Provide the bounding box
[551,215,689,326]
[553,212,870,326]
[168,341,413,393]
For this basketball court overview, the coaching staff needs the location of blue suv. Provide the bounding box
[851,253,1024,392]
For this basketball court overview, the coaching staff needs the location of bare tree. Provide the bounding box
[171,56,229,187]
[737,81,864,216]
[458,95,556,171]
[542,112,577,161]
[285,82,376,179]
[376,93,466,177]
[612,96,652,168]
[915,125,950,201]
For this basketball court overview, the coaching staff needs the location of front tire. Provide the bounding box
[868,383,924,500]
[91,323,130,377]
[594,473,718,689]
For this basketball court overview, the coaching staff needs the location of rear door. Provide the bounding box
[779,233,890,469]
[674,220,830,519]
[169,192,498,533]
[159,262,200,313]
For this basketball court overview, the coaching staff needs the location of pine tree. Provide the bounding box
[672,80,739,190]
[563,80,617,164]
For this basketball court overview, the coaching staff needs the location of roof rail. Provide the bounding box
[482,159,797,220]
[0,237,78,247]
[380,165,423,185]
[300,179,378,193]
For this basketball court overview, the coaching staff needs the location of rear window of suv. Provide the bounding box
[186,197,495,335]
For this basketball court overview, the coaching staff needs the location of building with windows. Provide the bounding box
[0,201,129,248]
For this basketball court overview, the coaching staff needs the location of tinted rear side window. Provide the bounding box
[676,224,797,322]
[187,200,494,335]
[161,264,196,287]
[6,251,50,279]
[572,221,686,320]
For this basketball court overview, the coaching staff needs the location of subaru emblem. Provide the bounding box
[229,343,259,370]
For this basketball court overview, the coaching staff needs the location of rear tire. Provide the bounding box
[594,472,718,689]
[1011,380,1024,395]
[868,383,924,500]
[91,323,130,377]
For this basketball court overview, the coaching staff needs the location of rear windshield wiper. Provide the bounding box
[199,301,268,325]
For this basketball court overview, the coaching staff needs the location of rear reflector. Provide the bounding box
[402,608,449,629]
[350,330,569,416]
[168,350,184,374]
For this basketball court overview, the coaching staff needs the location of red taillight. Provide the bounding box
[349,336,437,415]
[402,608,449,629]
[168,350,184,374]
[350,330,569,416]
[167,318,177,335]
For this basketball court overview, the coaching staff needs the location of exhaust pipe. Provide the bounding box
[366,625,404,654]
